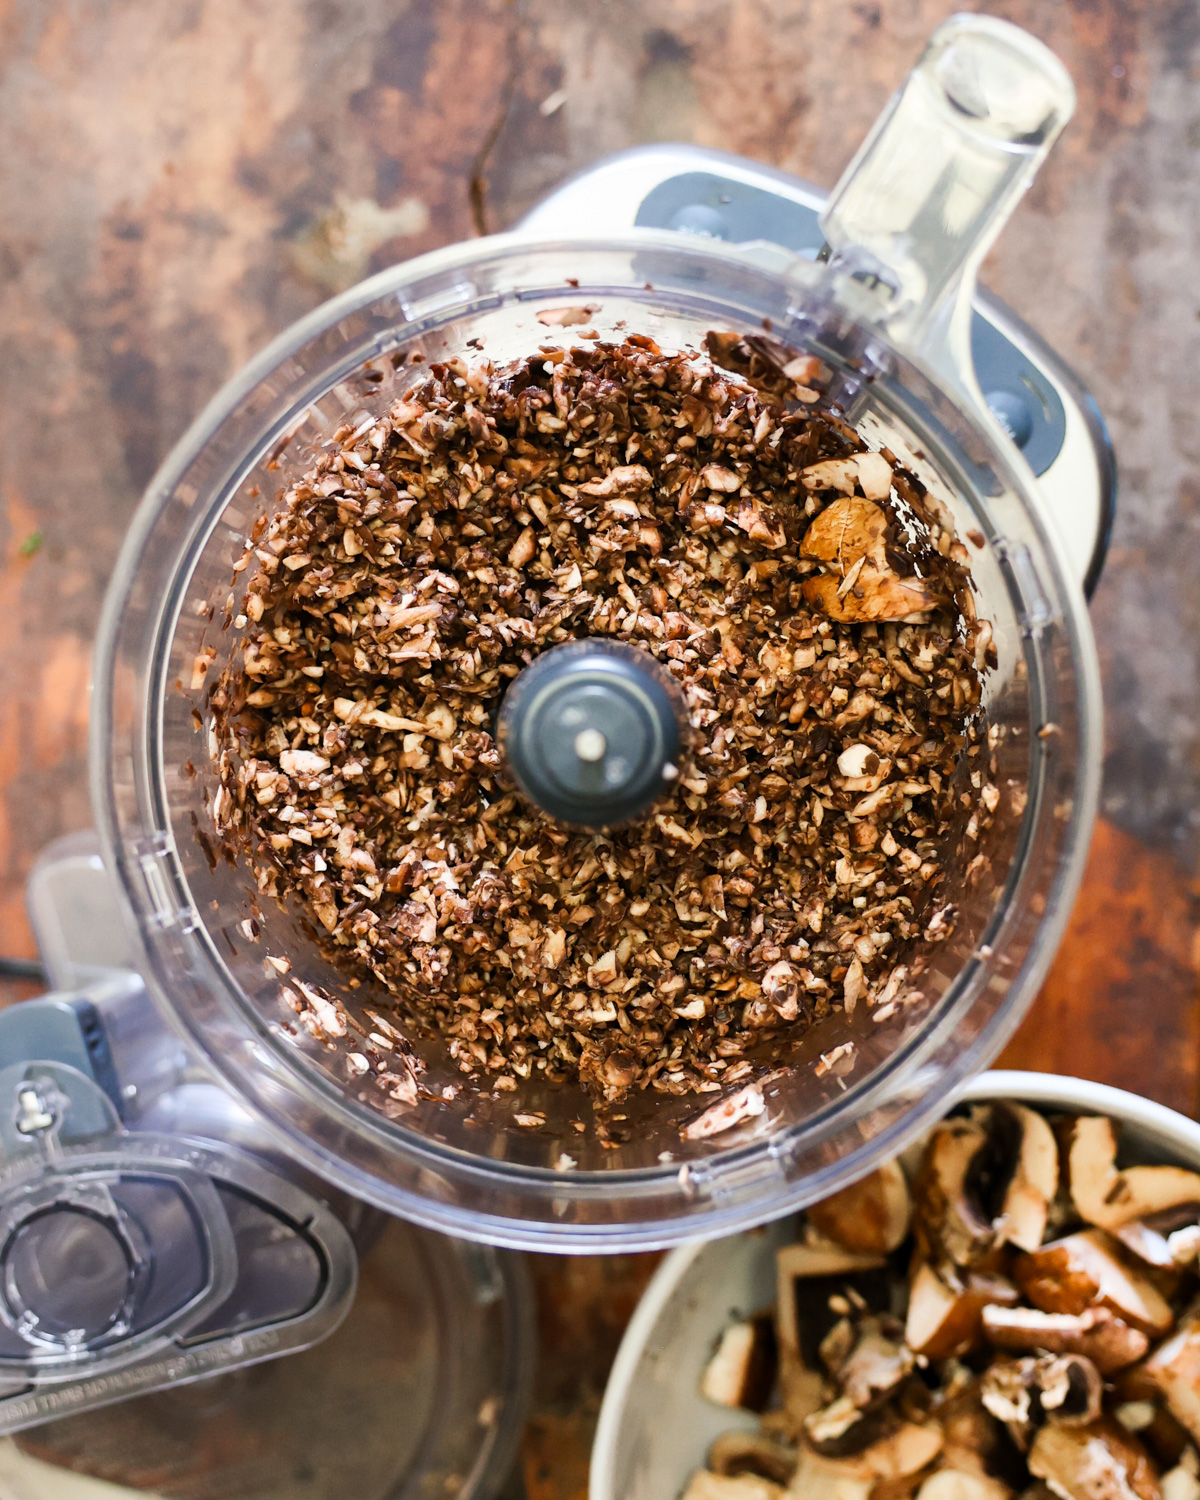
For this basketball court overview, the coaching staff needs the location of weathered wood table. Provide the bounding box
[1,2,1197,1496]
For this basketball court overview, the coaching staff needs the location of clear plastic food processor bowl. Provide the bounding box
[92,17,1101,1249]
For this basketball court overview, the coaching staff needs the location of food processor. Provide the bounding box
[1,19,1109,1395]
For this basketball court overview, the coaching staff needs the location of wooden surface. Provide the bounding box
[2,2,1199,1496]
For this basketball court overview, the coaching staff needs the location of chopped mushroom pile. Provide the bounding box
[209,331,996,1105]
[690,1103,1200,1500]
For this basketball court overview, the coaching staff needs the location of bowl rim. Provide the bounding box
[588,1068,1200,1500]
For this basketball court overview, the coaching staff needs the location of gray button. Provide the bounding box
[668,203,728,239]
[985,389,1035,449]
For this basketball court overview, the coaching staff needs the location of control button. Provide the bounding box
[667,203,728,239]
[984,389,1035,450]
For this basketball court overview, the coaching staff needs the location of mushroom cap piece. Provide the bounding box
[1146,1313,1200,1445]
[916,1471,1014,1500]
[684,1470,785,1500]
[913,1107,1058,1272]
[1027,1420,1162,1500]
[709,1430,799,1487]
[1014,1231,1175,1339]
[798,496,937,624]
[981,1305,1150,1375]
[1069,1117,1200,1233]
[905,1262,1018,1360]
[808,1160,914,1256]
[702,1314,780,1412]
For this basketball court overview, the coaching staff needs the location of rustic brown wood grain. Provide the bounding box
[2,1,1198,1496]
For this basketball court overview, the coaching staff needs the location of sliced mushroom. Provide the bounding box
[786,1449,874,1500]
[917,1470,1015,1500]
[981,1355,1103,1447]
[914,1118,996,1268]
[702,1313,779,1411]
[1147,1313,1200,1444]
[682,1469,785,1500]
[981,1305,1150,1375]
[905,1262,1020,1360]
[998,1106,1060,1253]
[1027,1420,1162,1500]
[1159,1464,1200,1500]
[805,1394,895,1457]
[808,1160,913,1255]
[850,1421,946,1481]
[912,1107,1056,1270]
[1069,1118,1200,1234]
[798,497,936,624]
[709,1430,798,1486]
[1014,1231,1175,1338]
[775,1242,888,1358]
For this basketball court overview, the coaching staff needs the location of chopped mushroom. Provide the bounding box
[786,1450,873,1499]
[683,1470,785,1500]
[807,1160,913,1255]
[697,1105,1200,1500]
[798,496,937,623]
[702,1315,780,1412]
[997,1105,1060,1253]
[709,1430,799,1486]
[1147,1313,1200,1444]
[914,1117,996,1268]
[1015,1231,1175,1338]
[775,1242,887,1356]
[982,1305,1150,1375]
[905,1262,1018,1360]
[1069,1118,1200,1234]
[916,1473,1015,1500]
[1027,1420,1162,1500]
[981,1355,1103,1447]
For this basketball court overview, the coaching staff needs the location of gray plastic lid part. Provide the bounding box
[497,639,685,828]
[14,1219,535,1500]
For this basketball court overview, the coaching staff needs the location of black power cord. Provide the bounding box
[0,956,46,983]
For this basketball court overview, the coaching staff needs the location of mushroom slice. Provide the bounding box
[905,1262,1020,1360]
[786,1450,874,1500]
[683,1470,785,1500]
[1069,1117,1200,1233]
[709,1430,798,1486]
[801,567,937,624]
[1159,1466,1200,1500]
[1028,1420,1162,1500]
[981,1355,1103,1445]
[914,1117,996,1268]
[703,1314,779,1411]
[981,1305,1150,1375]
[804,1394,894,1458]
[997,1105,1059,1253]
[916,1473,1014,1500]
[1147,1313,1200,1444]
[798,497,936,624]
[838,1321,914,1409]
[1014,1231,1175,1338]
[808,1160,913,1255]
[775,1242,887,1358]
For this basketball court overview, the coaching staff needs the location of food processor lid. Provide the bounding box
[0,1020,356,1432]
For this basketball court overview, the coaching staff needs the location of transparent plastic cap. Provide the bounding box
[91,17,1100,1249]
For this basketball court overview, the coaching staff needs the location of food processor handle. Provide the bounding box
[818,13,1075,407]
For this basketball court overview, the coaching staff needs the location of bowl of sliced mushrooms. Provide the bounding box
[591,1071,1200,1500]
